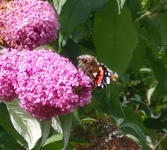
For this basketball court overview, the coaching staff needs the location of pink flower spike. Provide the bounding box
[0,0,60,50]
[0,48,20,102]
[15,49,92,120]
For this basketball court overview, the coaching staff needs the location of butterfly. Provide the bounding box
[77,55,118,88]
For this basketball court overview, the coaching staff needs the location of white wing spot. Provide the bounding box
[106,77,110,84]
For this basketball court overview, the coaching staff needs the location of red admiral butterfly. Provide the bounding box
[77,55,118,88]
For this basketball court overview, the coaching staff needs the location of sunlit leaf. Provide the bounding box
[0,103,27,147]
[53,0,67,14]
[40,120,51,145]
[141,0,151,10]
[34,120,52,150]
[116,0,126,14]
[52,117,63,134]
[43,134,63,146]
[5,100,41,150]
[59,113,73,150]
[81,118,97,123]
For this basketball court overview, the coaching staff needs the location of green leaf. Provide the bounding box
[0,103,27,148]
[129,34,147,73]
[141,17,162,45]
[93,0,138,75]
[120,122,146,149]
[41,140,63,150]
[126,134,141,145]
[81,118,97,123]
[92,83,123,118]
[116,0,126,14]
[146,48,167,82]
[43,134,63,146]
[108,83,124,118]
[140,68,151,73]
[0,131,16,145]
[34,120,51,150]
[123,106,147,132]
[143,116,167,130]
[53,0,67,14]
[59,113,73,150]
[52,117,63,134]
[59,0,108,47]
[35,45,55,51]
[141,0,151,11]
[127,0,140,20]
[149,13,167,45]
[41,118,63,150]
[5,100,41,150]
[0,128,23,149]
[143,106,167,131]
[60,39,83,65]
[40,120,51,146]
[152,80,167,100]
[146,48,167,99]
[159,107,167,121]
[130,98,151,117]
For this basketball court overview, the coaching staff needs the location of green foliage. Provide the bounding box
[5,100,42,150]
[1,0,167,149]
[0,103,27,149]
[59,0,108,48]
[93,0,138,75]
[59,113,73,150]
[119,122,146,148]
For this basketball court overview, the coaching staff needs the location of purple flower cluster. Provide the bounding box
[0,49,92,119]
[0,0,92,120]
[0,0,60,50]
[0,49,19,101]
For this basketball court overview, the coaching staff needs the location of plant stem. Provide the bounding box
[152,134,167,150]
[135,3,163,24]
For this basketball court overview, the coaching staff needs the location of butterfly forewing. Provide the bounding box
[77,55,118,88]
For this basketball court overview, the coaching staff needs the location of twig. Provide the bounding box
[152,134,167,150]
[135,3,163,24]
